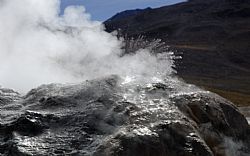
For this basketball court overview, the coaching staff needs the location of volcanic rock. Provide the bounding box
[0,76,249,155]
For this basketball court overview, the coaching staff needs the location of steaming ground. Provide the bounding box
[0,0,174,93]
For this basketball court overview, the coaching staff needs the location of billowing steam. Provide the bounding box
[0,0,175,93]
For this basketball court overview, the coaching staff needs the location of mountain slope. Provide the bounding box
[104,0,250,106]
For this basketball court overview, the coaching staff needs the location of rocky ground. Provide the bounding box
[0,75,249,155]
[104,0,250,106]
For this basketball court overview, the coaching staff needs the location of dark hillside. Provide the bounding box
[104,0,250,106]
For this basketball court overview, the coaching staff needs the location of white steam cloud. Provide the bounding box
[0,0,174,93]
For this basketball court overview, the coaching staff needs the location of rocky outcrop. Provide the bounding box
[0,76,249,155]
[0,87,20,105]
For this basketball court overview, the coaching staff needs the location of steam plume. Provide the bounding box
[0,0,174,93]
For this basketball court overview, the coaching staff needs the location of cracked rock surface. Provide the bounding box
[0,75,249,156]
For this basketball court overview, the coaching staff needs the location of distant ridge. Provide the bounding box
[106,7,152,22]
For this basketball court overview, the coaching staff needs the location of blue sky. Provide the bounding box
[60,0,185,21]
